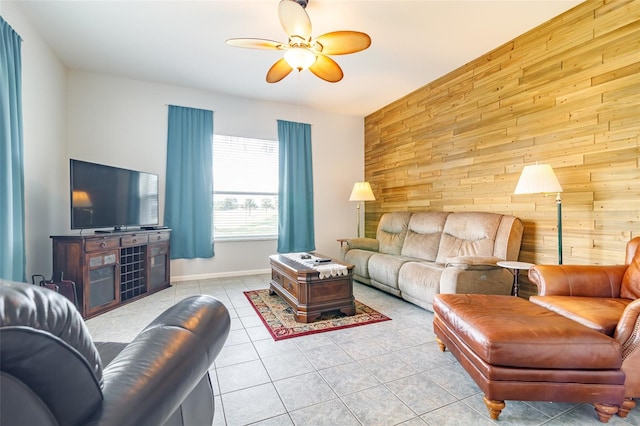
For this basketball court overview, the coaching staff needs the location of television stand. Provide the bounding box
[51,229,171,318]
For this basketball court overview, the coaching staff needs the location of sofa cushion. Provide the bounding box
[398,261,443,308]
[368,253,412,290]
[344,248,376,280]
[436,212,503,264]
[401,212,449,261]
[529,295,632,336]
[376,212,412,255]
[434,294,622,370]
[621,247,640,299]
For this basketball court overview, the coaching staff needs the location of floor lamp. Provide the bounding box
[349,182,375,238]
[514,164,564,264]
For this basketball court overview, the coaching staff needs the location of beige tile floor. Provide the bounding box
[86,274,639,426]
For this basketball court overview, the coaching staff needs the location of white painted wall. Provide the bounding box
[2,2,68,280]
[2,2,366,282]
[66,71,365,280]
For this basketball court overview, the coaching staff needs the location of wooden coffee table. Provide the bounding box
[269,253,355,323]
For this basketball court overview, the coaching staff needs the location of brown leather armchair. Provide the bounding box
[528,236,640,417]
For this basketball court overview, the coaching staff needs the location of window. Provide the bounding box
[213,135,278,240]
[137,172,159,226]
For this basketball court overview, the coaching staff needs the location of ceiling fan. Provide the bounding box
[226,0,371,83]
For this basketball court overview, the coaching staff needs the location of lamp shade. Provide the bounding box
[349,182,375,201]
[514,164,563,195]
[72,190,93,207]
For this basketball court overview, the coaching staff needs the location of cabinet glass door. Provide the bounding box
[148,242,169,291]
[86,251,119,314]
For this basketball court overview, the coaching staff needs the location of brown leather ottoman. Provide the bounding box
[433,294,628,423]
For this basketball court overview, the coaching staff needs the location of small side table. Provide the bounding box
[497,261,534,297]
[337,238,349,248]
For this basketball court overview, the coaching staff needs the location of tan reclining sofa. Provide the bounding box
[340,211,524,311]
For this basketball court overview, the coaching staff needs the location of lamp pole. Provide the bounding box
[557,192,562,265]
[514,163,563,265]
[349,182,375,238]
[356,202,362,238]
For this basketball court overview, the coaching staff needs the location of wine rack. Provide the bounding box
[120,245,147,301]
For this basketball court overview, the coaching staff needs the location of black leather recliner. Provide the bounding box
[0,279,230,426]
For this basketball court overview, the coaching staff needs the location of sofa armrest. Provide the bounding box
[86,295,230,426]
[340,238,379,258]
[346,237,379,251]
[615,298,640,397]
[615,298,640,353]
[445,256,502,270]
[528,265,628,297]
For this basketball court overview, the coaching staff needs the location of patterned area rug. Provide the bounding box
[244,289,391,341]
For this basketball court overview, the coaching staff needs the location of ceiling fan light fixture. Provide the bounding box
[284,46,316,70]
[227,0,370,83]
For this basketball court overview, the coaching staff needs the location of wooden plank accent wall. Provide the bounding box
[364,0,640,268]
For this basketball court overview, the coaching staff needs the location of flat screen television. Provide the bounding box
[70,159,159,232]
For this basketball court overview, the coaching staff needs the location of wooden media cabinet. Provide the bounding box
[51,229,171,318]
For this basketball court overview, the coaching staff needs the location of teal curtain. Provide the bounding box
[165,105,214,259]
[0,17,25,282]
[277,120,315,253]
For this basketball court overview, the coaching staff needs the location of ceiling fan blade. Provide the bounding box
[226,38,284,50]
[266,58,294,83]
[278,0,311,40]
[314,31,371,55]
[309,54,343,83]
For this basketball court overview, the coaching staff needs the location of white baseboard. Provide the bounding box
[171,268,271,283]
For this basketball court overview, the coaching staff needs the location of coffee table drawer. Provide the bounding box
[309,280,350,302]
[272,268,299,299]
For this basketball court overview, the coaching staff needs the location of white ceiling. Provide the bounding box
[11,0,583,117]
